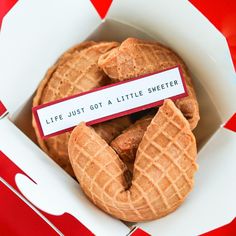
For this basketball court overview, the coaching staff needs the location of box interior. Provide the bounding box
[9,20,222,227]
[7,20,222,229]
[10,19,221,152]
[6,18,222,230]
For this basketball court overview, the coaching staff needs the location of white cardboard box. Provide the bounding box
[0,0,236,235]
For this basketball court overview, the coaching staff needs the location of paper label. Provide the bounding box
[33,66,187,138]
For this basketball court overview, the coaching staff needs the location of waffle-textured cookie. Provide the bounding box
[94,117,132,144]
[32,41,133,176]
[98,38,200,130]
[111,115,153,162]
[68,99,198,222]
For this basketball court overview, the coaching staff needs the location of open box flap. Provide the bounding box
[0,118,130,236]
[0,0,101,115]
[136,127,236,236]
[108,0,235,72]
[108,0,236,123]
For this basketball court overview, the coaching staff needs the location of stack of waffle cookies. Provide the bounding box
[33,38,199,222]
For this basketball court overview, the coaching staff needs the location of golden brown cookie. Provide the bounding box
[32,41,132,176]
[98,38,200,130]
[68,99,198,222]
[111,115,153,162]
[94,117,132,144]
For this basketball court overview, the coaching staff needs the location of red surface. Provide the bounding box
[200,218,236,236]
[0,151,93,236]
[0,0,18,28]
[130,228,151,236]
[0,180,59,236]
[90,0,112,19]
[224,113,236,132]
[189,0,236,71]
[44,213,93,236]
[0,100,7,117]
[189,0,236,132]
[0,151,35,189]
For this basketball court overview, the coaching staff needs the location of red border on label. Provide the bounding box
[32,66,188,139]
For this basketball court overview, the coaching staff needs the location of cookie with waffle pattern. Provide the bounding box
[33,41,132,176]
[111,114,153,163]
[68,99,198,222]
[98,38,200,130]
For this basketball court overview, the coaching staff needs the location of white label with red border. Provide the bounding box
[33,66,187,139]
